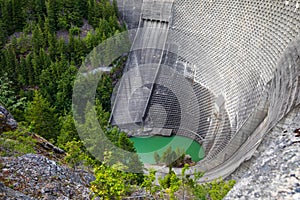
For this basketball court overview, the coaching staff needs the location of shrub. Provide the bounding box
[0,126,36,157]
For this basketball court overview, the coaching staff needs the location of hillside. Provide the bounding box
[0,0,236,199]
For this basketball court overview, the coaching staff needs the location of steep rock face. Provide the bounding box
[225,106,300,200]
[0,106,17,133]
[0,154,95,200]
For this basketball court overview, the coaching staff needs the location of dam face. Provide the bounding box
[111,0,300,180]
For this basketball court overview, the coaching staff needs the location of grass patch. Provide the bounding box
[0,126,36,157]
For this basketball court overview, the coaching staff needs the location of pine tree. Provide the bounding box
[87,0,94,25]
[32,24,44,54]
[39,64,57,103]
[55,65,77,113]
[34,0,46,20]
[0,73,26,119]
[18,57,28,86]
[78,101,109,161]
[0,20,8,47]
[46,27,58,60]
[11,0,25,31]
[96,73,113,111]
[95,99,110,129]
[77,0,88,19]
[46,0,59,32]
[3,46,18,84]
[57,114,79,147]
[112,0,119,17]
[25,53,35,85]
[1,0,12,34]
[25,91,59,141]
[154,152,161,164]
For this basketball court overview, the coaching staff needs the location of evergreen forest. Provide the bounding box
[0,0,235,199]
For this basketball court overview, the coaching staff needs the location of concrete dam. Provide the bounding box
[110,0,300,180]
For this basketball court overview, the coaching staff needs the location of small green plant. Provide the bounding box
[154,152,161,164]
[90,151,140,200]
[69,26,81,35]
[157,147,186,171]
[141,169,160,197]
[64,140,85,170]
[0,126,36,157]
[141,164,235,200]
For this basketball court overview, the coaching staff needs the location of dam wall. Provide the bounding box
[112,0,300,179]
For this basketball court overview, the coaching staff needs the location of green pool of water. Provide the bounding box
[130,135,205,164]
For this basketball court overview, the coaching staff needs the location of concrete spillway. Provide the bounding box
[110,3,171,128]
[112,0,300,180]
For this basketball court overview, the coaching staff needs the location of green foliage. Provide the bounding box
[46,0,59,32]
[161,146,177,168]
[0,20,7,47]
[158,171,181,199]
[195,179,236,200]
[90,151,140,200]
[0,0,26,34]
[55,64,78,113]
[96,73,113,112]
[142,169,160,196]
[0,73,27,120]
[57,114,79,148]
[69,26,81,35]
[159,146,186,170]
[154,151,161,164]
[75,101,144,174]
[25,91,59,141]
[95,99,110,129]
[64,140,85,169]
[0,0,123,118]
[141,165,235,200]
[0,126,36,157]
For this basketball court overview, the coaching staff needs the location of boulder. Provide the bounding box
[0,106,17,133]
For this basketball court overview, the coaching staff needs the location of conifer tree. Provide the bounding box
[18,57,28,86]
[0,20,7,47]
[55,65,77,113]
[11,0,25,31]
[34,0,46,20]
[87,0,96,27]
[46,0,59,32]
[57,114,79,147]
[25,91,59,141]
[3,46,18,84]
[112,0,119,17]
[0,0,12,34]
[32,24,44,54]
[25,53,35,85]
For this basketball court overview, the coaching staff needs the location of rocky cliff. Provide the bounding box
[225,105,300,200]
[0,106,95,200]
[0,154,94,200]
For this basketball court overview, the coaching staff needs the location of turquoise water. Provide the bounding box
[130,136,205,164]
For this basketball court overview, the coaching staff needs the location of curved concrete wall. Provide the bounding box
[114,0,300,179]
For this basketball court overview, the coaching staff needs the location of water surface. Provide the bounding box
[130,135,205,164]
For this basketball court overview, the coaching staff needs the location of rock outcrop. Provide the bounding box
[0,182,34,200]
[0,154,95,200]
[225,106,300,200]
[0,106,17,133]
